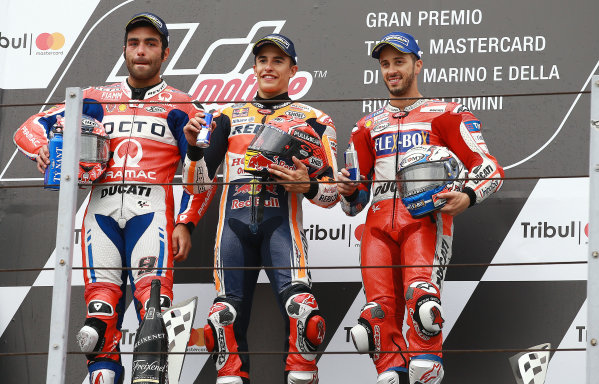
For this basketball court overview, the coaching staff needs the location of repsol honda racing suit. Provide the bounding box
[183,93,338,383]
[342,99,503,382]
[13,80,207,383]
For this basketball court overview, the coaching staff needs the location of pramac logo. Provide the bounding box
[35,32,65,50]
[112,139,143,167]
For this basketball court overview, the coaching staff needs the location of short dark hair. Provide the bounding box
[124,21,168,57]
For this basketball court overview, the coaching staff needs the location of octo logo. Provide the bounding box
[35,32,65,50]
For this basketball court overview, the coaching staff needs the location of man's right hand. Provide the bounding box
[183,111,215,146]
[337,168,360,196]
[36,145,50,174]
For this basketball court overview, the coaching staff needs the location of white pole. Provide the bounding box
[587,76,599,384]
[46,88,82,384]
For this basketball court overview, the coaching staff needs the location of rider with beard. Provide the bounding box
[14,13,209,383]
[336,32,503,384]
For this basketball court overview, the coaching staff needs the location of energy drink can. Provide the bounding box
[344,145,360,181]
[195,112,213,148]
[44,131,63,190]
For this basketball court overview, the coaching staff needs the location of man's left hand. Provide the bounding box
[268,156,311,194]
[172,224,191,262]
[437,191,470,216]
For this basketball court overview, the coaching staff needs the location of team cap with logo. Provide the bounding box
[371,31,422,59]
[252,33,298,64]
[125,12,169,46]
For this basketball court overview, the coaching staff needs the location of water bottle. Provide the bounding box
[44,129,63,190]
[131,279,169,383]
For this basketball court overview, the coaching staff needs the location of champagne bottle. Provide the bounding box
[131,279,168,383]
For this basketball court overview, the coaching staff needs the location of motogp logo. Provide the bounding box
[107,21,314,110]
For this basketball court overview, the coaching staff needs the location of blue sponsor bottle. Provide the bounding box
[44,129,63,190]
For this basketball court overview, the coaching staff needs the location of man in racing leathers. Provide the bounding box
[337,32,504,384]
[183,34,338,384]
[13,13,210,384]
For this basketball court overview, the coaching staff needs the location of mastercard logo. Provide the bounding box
[35,32,65,50]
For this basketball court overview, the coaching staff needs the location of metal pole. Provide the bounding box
[587,76,599,384]
[46,88,82,384]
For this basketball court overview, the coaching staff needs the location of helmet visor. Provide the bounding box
[80,133,110,162]
[248,125,298,158]
[397,161,449,198]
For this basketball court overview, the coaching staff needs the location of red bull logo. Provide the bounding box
[232,180,278,196]
[231,197,280,209]
[245,153,294,173]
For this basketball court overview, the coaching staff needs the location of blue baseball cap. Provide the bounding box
[371,32,422,60]
[252,34,298,64]
[126,12,169,46]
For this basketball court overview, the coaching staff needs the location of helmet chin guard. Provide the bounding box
[396,145,467,218]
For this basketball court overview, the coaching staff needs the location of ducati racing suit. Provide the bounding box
[13,80,208,382]
[342,99,503,380]
[184,93,338,382]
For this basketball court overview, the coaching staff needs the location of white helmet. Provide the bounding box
[396,145,467,218]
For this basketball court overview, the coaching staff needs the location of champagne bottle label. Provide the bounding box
[131,279,169,384]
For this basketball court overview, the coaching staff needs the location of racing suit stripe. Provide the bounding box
[289,194,306,279]
[214,152,233,294]
[157,229,165,277]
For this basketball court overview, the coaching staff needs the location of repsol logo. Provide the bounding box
[103,121,167,137]
[100,185,152,198]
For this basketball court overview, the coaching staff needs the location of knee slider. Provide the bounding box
[377,370,409,384]
[204,300,239,355]
[284,290,325,351]
[406,282,444,337]
[351,302,385,354]
[409,358,444,384]
[287,370,319,384]
[77,317,107,357]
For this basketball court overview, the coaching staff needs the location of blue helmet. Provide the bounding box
[397,145,467,218]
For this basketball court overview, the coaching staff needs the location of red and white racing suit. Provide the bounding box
[183,94,338,382]
[342,99,503,377]
[13,80,207,380]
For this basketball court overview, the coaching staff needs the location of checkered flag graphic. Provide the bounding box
[163,297,198,384]
[509,343,551,384]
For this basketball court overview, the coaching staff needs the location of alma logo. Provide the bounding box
[35,32,65,50]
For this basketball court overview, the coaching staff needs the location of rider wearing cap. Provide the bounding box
[14,12,209,384]
[336,31,504,384]
[183,33,339,384]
